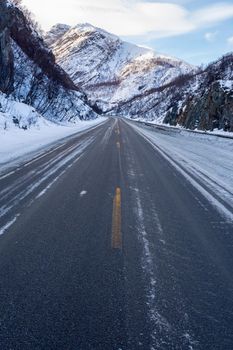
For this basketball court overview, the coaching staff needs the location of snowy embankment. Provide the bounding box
[0,95,106,170]
[128,117,233,139]
[130,121,233,221]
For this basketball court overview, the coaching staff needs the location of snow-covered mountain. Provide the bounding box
[163,53,233,131]
[45,23,71,47]
[113,52,233,132]
[0,1,97,133]
[46,23,195,113]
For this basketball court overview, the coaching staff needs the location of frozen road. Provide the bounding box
[0,117,233,349]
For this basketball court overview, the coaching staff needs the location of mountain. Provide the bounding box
[1,1,231,134]
[0,1,96,129]
[46,23,195,114]
[45,22,233,132]
[0,0,14,94]
[45,24,71,47]
[164,54,233,131]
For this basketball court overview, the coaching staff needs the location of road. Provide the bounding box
[0,117,233,350]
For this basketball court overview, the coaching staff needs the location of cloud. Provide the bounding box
[67,1,194,37]
[227,36,233,46]
[193,3,233,26]
[22,0,233,39]
[204,31,218,42]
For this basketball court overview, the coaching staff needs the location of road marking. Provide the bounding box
[116,141,120,149]
[111,187,122,250]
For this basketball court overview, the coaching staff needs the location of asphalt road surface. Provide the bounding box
[0,117,233,350]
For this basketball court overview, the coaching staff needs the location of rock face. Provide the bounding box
[0,1,96,122]
[9,5,77,91]
[44,23,70,47]
[164,54,233,132]
[0,0,14,93]
[12,42,96,122]
[46,23,195,114]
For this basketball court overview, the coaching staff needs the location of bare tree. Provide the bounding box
[11,0,23,5]
[11,0,43,35]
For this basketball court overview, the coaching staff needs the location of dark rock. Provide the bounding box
[8,4,78,91]
[164,55,233,132]
[0,0,14,93]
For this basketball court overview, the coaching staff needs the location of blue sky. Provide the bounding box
[23,0,233,65]
[127,0,233,65]
[127,16,233,66]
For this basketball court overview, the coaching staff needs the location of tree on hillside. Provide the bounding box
[11,0,43,35]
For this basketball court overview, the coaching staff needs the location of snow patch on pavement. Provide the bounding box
[80,191,87,197]
[127,155,172,348]
[0,137,95,235]
[0,214,19,236]
[101,118,117,146]
[134,188,171,336]
[130,122,233,223]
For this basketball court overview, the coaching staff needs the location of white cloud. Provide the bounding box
[204,31,218,42]
[193,3,233,26]
[22,0,233,39]
[227,36,233,46]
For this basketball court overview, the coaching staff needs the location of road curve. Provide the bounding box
[0,117,233,349]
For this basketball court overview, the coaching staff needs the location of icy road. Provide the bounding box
[0,117,233,349]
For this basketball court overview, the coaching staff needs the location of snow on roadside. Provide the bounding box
[0,117,107,169]
[127,117,233,138]
[0,94,107,169]
[129,121,233,220]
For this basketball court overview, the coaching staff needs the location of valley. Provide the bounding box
[0,1,233,349]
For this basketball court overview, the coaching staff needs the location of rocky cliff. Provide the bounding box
[164,54,233,132]
[9,5,77,91]
[0,0,14,94]
[0,1,96,123]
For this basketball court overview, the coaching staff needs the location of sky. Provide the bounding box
[22,0,233,65]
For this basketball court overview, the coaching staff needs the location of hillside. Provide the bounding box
[46,23,195,114]
[0,1,96,131]
[163,54,233,131]
[46,22,233,132]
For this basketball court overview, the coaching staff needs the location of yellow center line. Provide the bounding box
[111,187,122,250]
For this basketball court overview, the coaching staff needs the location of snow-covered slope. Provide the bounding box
[0,92,45,131]
[12,41,96,123]
[47,23,195,113]
[163,53,233,131]
[44,23,71,47]
[0,89,106,169]
[0,1,97,130]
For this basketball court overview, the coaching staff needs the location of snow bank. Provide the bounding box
[0,93,106,168]
[0,93,44,131]
[130,118,233,138]
[0,117,106,169]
